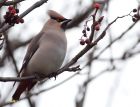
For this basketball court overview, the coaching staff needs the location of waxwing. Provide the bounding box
[12,10,71,100]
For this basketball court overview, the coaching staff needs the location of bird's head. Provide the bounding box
[47,10,71,30]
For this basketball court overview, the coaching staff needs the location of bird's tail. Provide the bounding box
[12,80,36,100]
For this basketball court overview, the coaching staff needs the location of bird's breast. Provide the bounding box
[26,31,67,77]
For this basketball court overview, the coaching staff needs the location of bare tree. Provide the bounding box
[0,0,140,107]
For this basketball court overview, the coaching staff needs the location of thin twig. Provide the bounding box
[2,0,25,6]
[0,0,49,33]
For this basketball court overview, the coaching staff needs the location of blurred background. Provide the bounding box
[0,0,140,107]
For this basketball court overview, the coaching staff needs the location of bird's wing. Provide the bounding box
[20,32,43,74]
[18,32,43,76]
[13,32,43,86]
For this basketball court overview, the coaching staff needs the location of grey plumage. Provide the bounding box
[12,10,71,100]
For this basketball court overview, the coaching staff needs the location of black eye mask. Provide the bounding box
[51,16,67,22]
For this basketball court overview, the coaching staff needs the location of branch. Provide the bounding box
[0,75,36,82]
[95,21,138,59]
[57,13,132,75]
[0,72,79,107]
[0,0,49,33]
[0,66,80,82]
[0,13,132,82]
[4,33,19,74]
[1,0,25,6]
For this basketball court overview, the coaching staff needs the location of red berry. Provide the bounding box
[10,9,16,15]
[8,6,14,11]
[93,3,101,9]
[85,39,91,44]
[95,24,100,31]
[19,18,24,23]
[80,39,85,45]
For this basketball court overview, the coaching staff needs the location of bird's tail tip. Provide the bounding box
[11,99,17,103]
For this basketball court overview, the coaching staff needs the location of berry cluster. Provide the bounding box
[4,6,24,25]
[132,8,140,22]
[80,3,104,46]
[80,24,91,45]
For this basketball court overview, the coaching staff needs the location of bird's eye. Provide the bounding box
[51,16,57,20]
[56,19,62,22]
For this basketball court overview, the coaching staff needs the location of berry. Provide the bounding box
[10,9,16,15]
[8,6,14,11]
[95,24,100,31]
[93,3,101,9]
[15,9,19,13]
[3,15,7,19]
[87,27,90,31]
[85,39,91,44]
[82,29,86,33]
[132,18,137,22]
[19,18,24,23]
[134,14,139,19]
[83,33,87,37]
[80,39,85,45]
[133,9,137,13]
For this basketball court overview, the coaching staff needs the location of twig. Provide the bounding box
[0,0,49,33]
[58,13,131,75]
[0,72,79,107]
[4,33,19,74]
[0,13,133,82]
[95,21,138,59]
[2,0,25,6]
[0,75,36,82]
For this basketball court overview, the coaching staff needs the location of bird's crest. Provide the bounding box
[48,10,67,22]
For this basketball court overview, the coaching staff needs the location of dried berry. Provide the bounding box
[85,39,91,44]
[15,9,19,13]
[134,14,139,19]
[83,33,87,37]
[133,9,137,13]
[82,30,86,34]
[95,24,100,31]
[87,27,90,31]
[80,39,85,45]
[19,18,24,23]
[132,17,137,22]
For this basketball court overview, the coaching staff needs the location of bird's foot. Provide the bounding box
[48,72,58,80]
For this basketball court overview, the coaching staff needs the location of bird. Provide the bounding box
[12,10,71,100]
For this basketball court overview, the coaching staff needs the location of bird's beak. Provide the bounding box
[64,19,72,23]
[61,19,72,30]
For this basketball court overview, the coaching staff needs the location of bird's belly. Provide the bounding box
[26,45,66,77]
